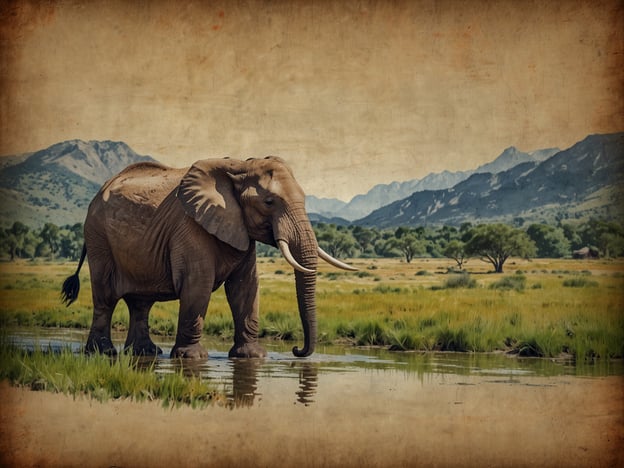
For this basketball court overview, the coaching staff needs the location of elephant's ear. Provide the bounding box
[176,159,250,251]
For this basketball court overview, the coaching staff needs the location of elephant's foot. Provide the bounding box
[85,335,117,356]
[170,342,208,359]
[124,340,163,356]
[228,342,268,358]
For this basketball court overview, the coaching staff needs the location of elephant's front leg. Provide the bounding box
[171,293,210,359]
[225,254,267,358]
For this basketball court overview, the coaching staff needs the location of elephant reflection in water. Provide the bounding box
[296,362,318,406]
[168,357,319,407]
[229,359,261,408]
[164,357,258,408]
[228,360,319,408]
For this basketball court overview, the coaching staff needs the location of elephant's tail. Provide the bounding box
[61,244,87,307]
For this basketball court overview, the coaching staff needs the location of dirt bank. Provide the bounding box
[1,376,623,467]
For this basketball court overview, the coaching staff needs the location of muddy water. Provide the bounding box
[5,329,624,467]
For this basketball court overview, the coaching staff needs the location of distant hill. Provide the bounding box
[1,134,620,230]
[307,212,351,226]
[356,133,624,228]
[307,146,560,221]
[305,195,347,219]
[0,140,156,227]
[473,146,559,174]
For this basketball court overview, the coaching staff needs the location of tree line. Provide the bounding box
[306,218,624,273]
[2,218,623,273]
[269,218,623,272]
[1,222,84,261]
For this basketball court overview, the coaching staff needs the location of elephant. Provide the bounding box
[61,156,355,359]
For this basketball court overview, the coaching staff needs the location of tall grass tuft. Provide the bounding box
[0,338,218,408]
[489,274,526,291]
[563,277,599,288]
[355,321,387,346]
[443,273,477,289]
[260,311,300,340]
[435,327,469,352]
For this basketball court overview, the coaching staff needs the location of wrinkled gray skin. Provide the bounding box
[61,156,354,359]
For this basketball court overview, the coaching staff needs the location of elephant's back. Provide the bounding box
[99,162,186,207]
[85,163,187,243]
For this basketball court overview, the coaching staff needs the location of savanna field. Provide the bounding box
[1,256,623,360]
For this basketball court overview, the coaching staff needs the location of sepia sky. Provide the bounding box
[1,0,622,201]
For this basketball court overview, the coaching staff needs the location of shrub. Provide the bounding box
[325,272,342,281]
[443,273,477,289]
[372,284,404,294]
[489,274,526,291]
[562,277,599,288]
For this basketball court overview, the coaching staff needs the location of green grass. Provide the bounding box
[1,257,623,361]
[0,337,220,408]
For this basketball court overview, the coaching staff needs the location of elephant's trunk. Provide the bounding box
[293,267,317,357]
[274,203,318,358]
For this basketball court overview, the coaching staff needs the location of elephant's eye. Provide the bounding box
[264,197,274,207]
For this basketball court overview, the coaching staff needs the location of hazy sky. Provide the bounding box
[1,0,622,201]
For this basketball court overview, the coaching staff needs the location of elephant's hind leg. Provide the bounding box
[86,300,118,356]
[123,297,163,356]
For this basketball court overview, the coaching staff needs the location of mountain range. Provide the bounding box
[307,146,560,221]
[358,133,624,227]
[0,140,155,226]
[0,133,621,228]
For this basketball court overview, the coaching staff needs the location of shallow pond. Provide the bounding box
[4,328,624,467]
[7,327,624,408]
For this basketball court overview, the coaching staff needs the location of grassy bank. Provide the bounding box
[0,337,219,408]
[1,257,623,361]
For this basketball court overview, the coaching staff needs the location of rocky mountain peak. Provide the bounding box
[26,139,155,185]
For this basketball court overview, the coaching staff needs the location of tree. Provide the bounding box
[526,224,570,258]
[443,239,468,270]
[38,223,60,258]
[3,222,30,260]
[59,223,84,260]
[315,224,357,259]
[374,237,401,258]
[436,225,458,243]
[578,219,624,258]
[351,226,378,255]
[388,233,425,263]
[464,224,536,273]
[561,223,582,250]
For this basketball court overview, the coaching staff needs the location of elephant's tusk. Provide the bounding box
[317,247,358,271]
[278,240,316,274]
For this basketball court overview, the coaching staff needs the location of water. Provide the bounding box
[7,328,623,409]
[4,328,624,466]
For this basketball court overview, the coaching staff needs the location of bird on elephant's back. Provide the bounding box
[61,156,356,359]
